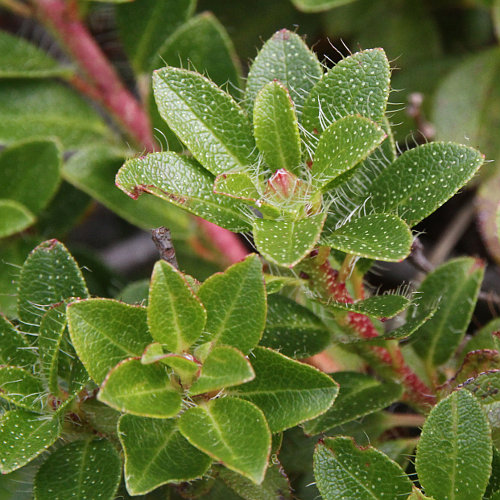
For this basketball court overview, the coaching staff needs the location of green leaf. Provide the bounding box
[322,214,412,261]
[229,347,338,432]
[253,81,301,173]
[485,447,500,500]
[291,0,357,12]
[33,439,121,500]
[0,139,61,214]
[116,0,194,73]
[98,358,182,418]
[119,414,211,495]
[189,346,254,396]
[312,116,386,190]
[369,142,484,227]
[303,372,403,435]
[17,240,88,332]
[411,258,484,367]
[141,345,199,383]
[178,397,271,484]
[415,390,492,500]
[63,146,189,232]
[214,171,261,201]
[462,370,500,404]
[0,409,61,473]
[302,49,390,136]
[0,366,44,412]
[253,213,326,267]
[148,260,206,353]
[0,200,34,237]
[328,294,410,319]
[116,152,251,232]
[197,255,266,353]
[0,315,35,367]
[0,80,110,149]
[260,294,330,358]
[0,31,72,78]
[244,29,322,116]
[67,299,152,384]
[313,437,413,500]
[153,67,255,176]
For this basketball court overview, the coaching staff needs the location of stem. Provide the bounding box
[0,0,32,16]
[33,0,155,151]
[385,411,426,428]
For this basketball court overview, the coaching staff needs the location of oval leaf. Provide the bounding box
[0,315,35,367]
[0,366,44,412]
[0,199,34,238]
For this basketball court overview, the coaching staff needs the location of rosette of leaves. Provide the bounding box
[117,29,484,269]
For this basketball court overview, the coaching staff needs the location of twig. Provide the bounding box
[151,227,178,269]
[0,0,32,17]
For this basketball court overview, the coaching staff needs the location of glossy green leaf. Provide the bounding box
[0,80,110,149]
[17,240,88,332]
[0,139,61,214]
[253,81,301,173]
[98,358,181,418]
[63,146,189,232]
[260,294,330,358]
[244,29,322,115]
[322,214,412,261]
[153,67,255,176]
[0,410,61,473]
[303,372,403,435]
[67,299,152,384]
[292,0,357,12]
[253,213,326,267]
[0,315,35,367]
[411,258,484,367]
[0,31,71,78]
[189,346,254,396]
[328,294,410,319]
[33,439,121,500]
[116,152,251,232]
[369,142,484,227]
[0,200,34,237]
[178,397,271,484]
[302,49,390,136]
[415,390,492,500]
[0,366,44,412]
[197,255,266,353]
[230,347,338,432]
[312,116,386,190]
[314,437,413,500]
[148,260,206,353]
[116,0,194,73]
[119,414,211,495]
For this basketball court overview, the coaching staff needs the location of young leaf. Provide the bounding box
[214,171,262,202]
[33,439,121,500]
[322,214,412,261]
[415,390,492,500]
[229,347,339,432]
[0,410,61,474]
[0,367,44,412]
[0,139,61,214]
[291,0,357,12]
[119,414,211,495]
[244,29,322,115]
[67,299,152,384]
[303,372,403,435]
[18,240,88,332]
[116,0,194,73]
[253,81,301,173]
[0,315,36,367]
[197,255,266,354]
[153,67,256,176]
[0,200,34,237]
[141,346,199,384]
[312,116,386,190]
[0,31,72,78]
[189,346,254,396]
[260,294,330,358]
[148,260,206,353]
[253,213,327,267]
[314,437,413,500]
[98,358,182,418]
[369,142,484,226]
[410,258,484,367]
[116,152,251,232]
[328,294,410,320]
[302,49,390,135]
[178,397,271,484]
